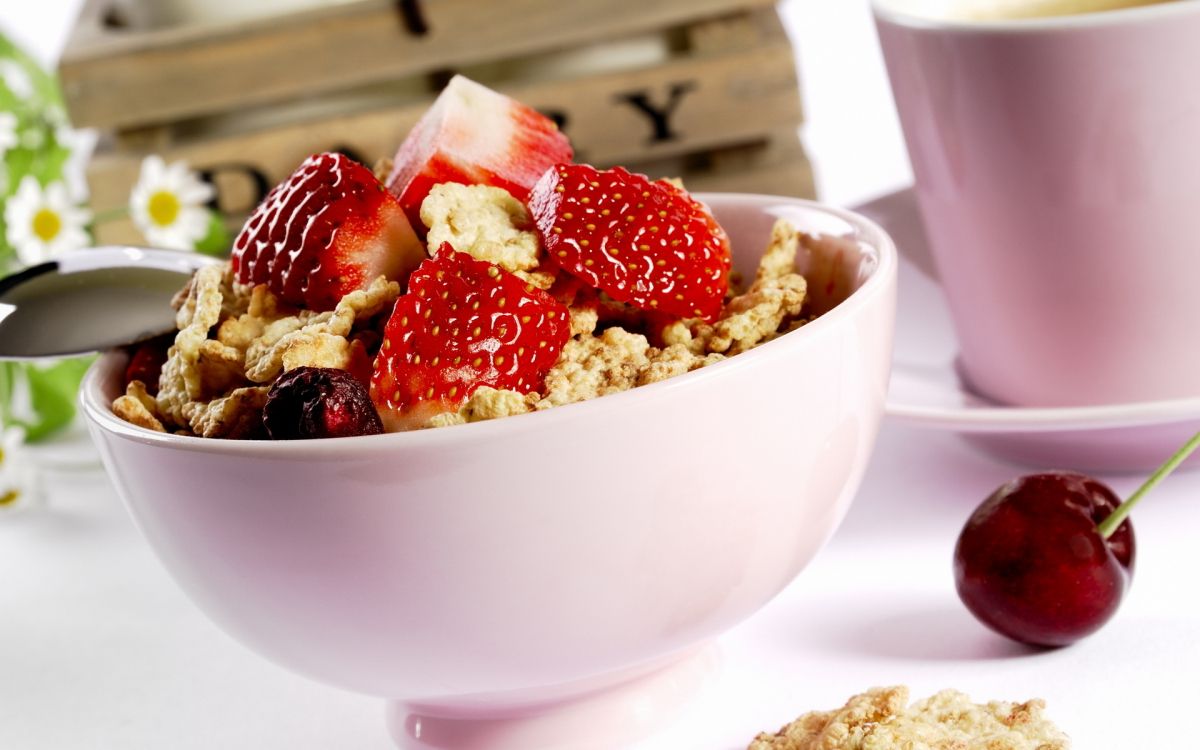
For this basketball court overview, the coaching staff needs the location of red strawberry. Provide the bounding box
[386,75,573,232]
[370,246,570,430]
[528,164,731,322]
[232,152,424,312]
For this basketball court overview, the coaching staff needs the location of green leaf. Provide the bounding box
[9,357,95,442]
[194,210,232,257]
[0,32,66,112]
[0,361,16,424]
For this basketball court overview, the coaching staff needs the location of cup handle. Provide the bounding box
[852,187,940,281]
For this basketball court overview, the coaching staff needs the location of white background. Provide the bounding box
[3,3,1196,750]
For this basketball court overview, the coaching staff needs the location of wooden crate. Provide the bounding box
[59,0,813,245]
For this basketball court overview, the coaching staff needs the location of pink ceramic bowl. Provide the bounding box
[81,195,897,750]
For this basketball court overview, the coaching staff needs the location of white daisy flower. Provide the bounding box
[0,425,39,512]
[4,176,92,267]
[0,112,17,160]
[54,124,98,203]
[129,155,215,251]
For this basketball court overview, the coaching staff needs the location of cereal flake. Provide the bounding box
[426,386,534,428]
[112,380,166,432]
[749,686,1071,750]
[536,327,651,409]
[181,386,270,439]
[243,276,398,383]
[421,183,542,273]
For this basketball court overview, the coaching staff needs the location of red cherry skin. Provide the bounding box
[954,472,1135,647]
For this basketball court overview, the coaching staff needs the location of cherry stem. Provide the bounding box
[1097,429,1200,539]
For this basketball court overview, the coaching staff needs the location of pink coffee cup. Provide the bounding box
[873,1,1200,407]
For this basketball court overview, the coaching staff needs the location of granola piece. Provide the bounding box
[216,284,296,352]
[243,276,399,383]
[568,304,600,338]
[637,344,724,386]
[426,387,534,428]
[708,219,808,355]
[112,381,166,432]
[277,332,353,372]
[659,318,713,356]
[536,327,651,408]
[172,263,246,320]
[421,183,542,273]
[278,333,372,378]
[515,268,558,290]
[757,219,805,282]
[749,686,1071,750]
[181,386,270,439]
[157,265,233,425]
[219,267,254,320]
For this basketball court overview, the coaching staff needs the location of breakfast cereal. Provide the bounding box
[749,686,1070,750]
[109,77,827,439]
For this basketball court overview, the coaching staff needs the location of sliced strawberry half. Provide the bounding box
[528,164,731,322]
[370,246,570,430]
[232,152,424,312]
[386,75,573,232]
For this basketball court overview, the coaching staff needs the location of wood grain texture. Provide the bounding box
[85,9,803,221]
[92,132,815,246]
[59,0,776,129]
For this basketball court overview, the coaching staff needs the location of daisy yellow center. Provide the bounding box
[31,208,61,242]
[0,489,18,506]
[147,190,181,227]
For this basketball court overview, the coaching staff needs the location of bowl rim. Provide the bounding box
[81,193,897,456]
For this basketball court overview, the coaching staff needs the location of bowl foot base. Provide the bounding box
[385,645,720,750]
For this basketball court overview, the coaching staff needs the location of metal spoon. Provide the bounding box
[0,246,216,360]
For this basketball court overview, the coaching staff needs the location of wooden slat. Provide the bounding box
[92,135,816,246]
[86,9,802,221]
[626,131,816,198]
[59,0,776,129]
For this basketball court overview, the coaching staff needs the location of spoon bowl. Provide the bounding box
[0,247,217,360]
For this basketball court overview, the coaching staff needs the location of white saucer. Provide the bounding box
[854,188,1200,474]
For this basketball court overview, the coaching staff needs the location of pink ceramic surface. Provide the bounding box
[80,195,897,750]
[874,2,1200,408]
[860,187,1200,474]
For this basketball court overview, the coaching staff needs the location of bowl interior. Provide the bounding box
[708,193,887,317]
[82,194,895,433]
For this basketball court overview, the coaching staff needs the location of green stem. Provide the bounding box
[1098,429,1200,538]
[0,362,14,427]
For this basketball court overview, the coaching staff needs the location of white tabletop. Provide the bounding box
[3,2,1196,749]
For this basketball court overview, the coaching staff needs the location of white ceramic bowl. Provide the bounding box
[81,195,897,749]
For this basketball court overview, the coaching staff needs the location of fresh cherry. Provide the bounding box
[263,367,384,440]
[954,472,1133,647]
[954,433,1200,647]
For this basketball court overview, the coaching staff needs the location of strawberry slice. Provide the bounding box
[528,164,731,322]
[386,75,573,232]
[123,333,174,394]
[370,246,570,430]
[232,152,424,312]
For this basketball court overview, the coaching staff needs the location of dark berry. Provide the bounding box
[954,472,1134,647]
[263,367,384,440]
